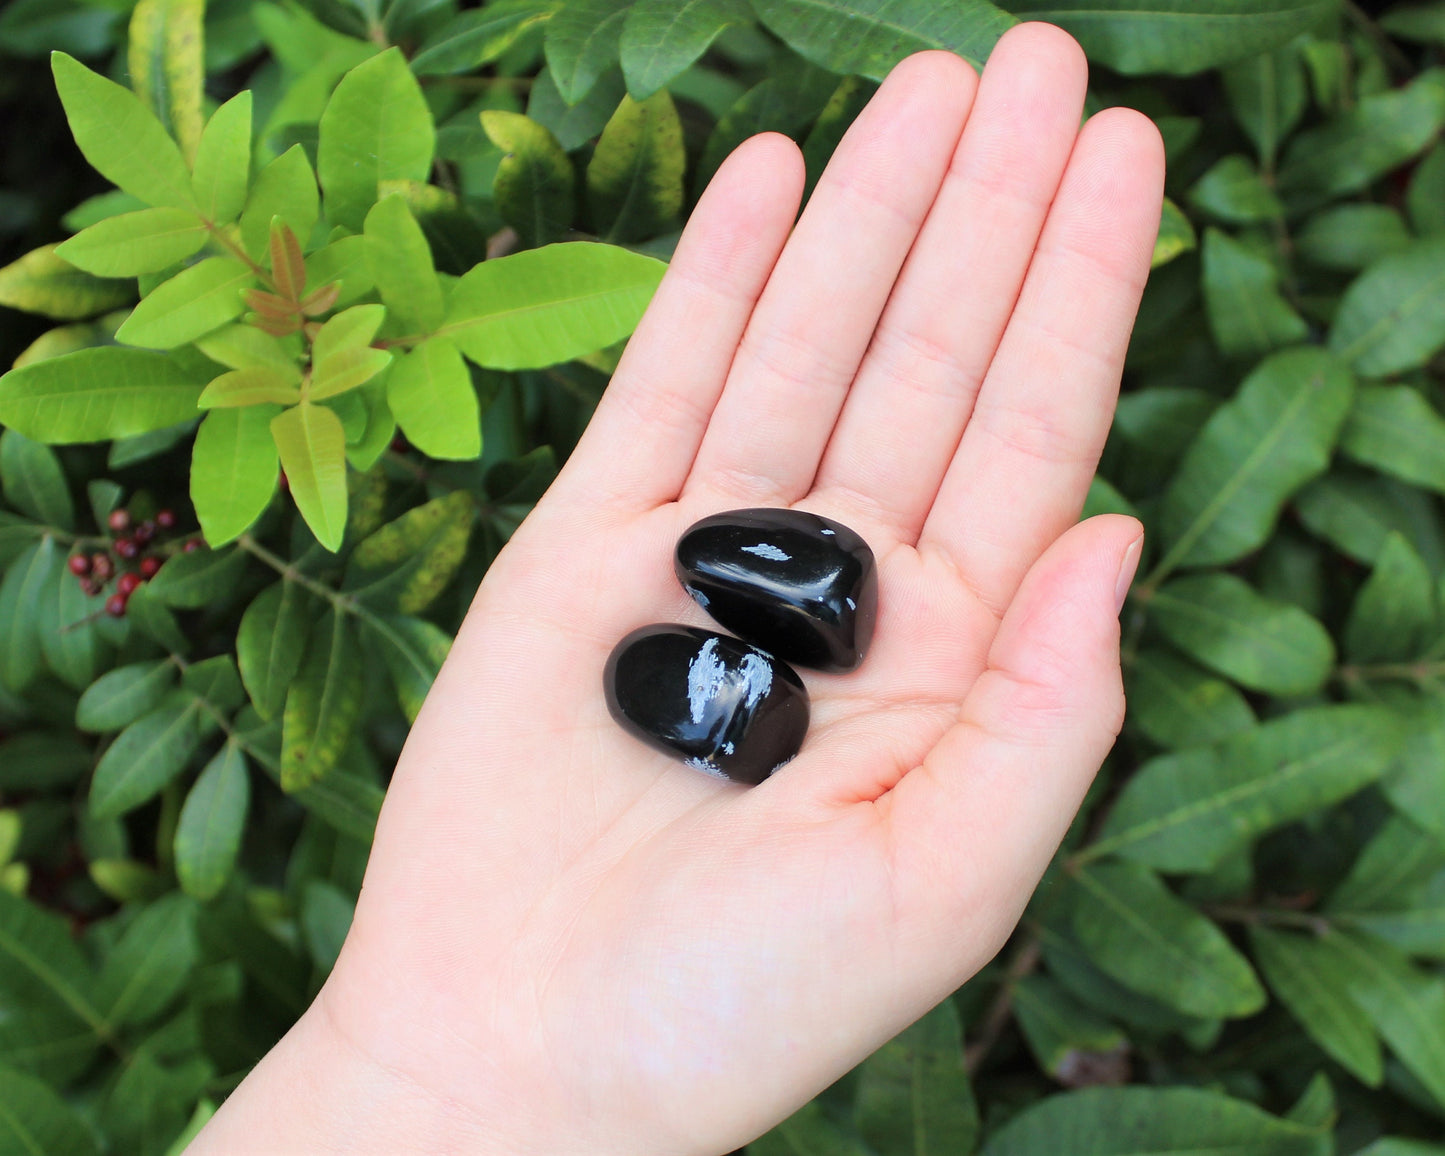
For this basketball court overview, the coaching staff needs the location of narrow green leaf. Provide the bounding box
[412,0,559,76]
[1297,205,1412,273]
[271,403,348,551]
[0,431,73,530]
[1091,705,1401,872]
[1201,228,1308,359]
[95,891,198,1028]
[981,1086,1325,1156]
[1345,533,1437,663]
[128,0,205,163]
[1330,237,1445,378]
[114,256,253,349]
[197,368,300,409]
[0,1005,100,1085]
[0,243,132,320]
[51,51,197,210]
[312,304,386,366]
[1221,45,1307,168]
[1339,384,1445,494]
[1408,141,1445,235]
[40,560,105,690]
[366,615,452,725]
[343,491,475,614]
[546,0,629,103]
[317,48,436,233]
[238,581,314,721]
[1125,648,1256,750]
[1190,156,1283,224]
[183,654,246,716]
[587,91,685,242]
[281,609,364,791]
[363,194,443,333]
[0,888,99,1028]
[0,540,57,693]
[1072,862,1266,1019]
[144,545,248,610]
[89,700,201,819]
[0,1066,99,1156]
[696,59,838,189]
[300,879,354,970]
[175,742,250,901]
[191,406,281,547]
[480,110,576,249]
[750,1099,874,1156]
[54,208,208,277]
[1155,347,1354,573]
[310,346,392,401]
[386,338,482,461]
[1011,975,1129,1084]
[1329,815,1445,915]
[443,242,664,369]
[620,0,751,100]
[751,0,1015,78]
[194,325,299,376]
[191,91,252,224]
[239,145,319,259]
[76,660,178,733]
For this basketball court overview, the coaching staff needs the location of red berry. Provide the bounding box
[79,578,99,597]
[183,538,203,553]
[68,554,91,577]
[134,521,156,545]
[105,593,128,617]
[115,537,140,559]
[390,432,410,453]
[117,572,141,597]
[140,557,161,579]
[107,508,131,533]
[155,509,176,530]
[278,469,290,493]
[91,553,113,580]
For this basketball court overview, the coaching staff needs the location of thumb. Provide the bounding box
[884,514,1143,976]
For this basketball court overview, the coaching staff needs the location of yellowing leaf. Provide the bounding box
[0,244,131,320]
[128,0,205,163]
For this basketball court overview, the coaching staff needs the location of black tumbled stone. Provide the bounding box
[603,624,809,785]
[675,508,877,672]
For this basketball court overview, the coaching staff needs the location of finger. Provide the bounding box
[919,109,1164,614]
[684,51,977,508]
[808,23,1088,541]
[555,132,805,512]
[881,515,1143,972]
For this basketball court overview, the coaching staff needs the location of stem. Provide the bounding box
[237,534,353,611]
[964,932,1042,1074]
[1344,0,1416,78]
[1203,904,1333,934]
[1336,659,1445,684]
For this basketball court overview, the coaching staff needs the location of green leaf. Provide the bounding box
[751,0,1015,78]
[95,891,198,1028]
[0,1066,100,1156]
[344,490,475,614]
[480,110,576,249]
[197,368,301,408]
[546,0,629,103]
[1383,707,1445,843]
[1190,156,1283,224]
[1345,533,1437,663]
[1296,205,1412,273]
[239,145,319,260]
[1221,44,1307,168]
[1278,70,1445,207]
[1330,237,1445,378]
[1149,572,1335,696]
[365,615,451,724]
[40,560,105,690]
[271,403,349,551]
[1151,198,1197,269]
[1339,384,1445,494]
[125,583,189,653]
[412,0,559,76]
[980,1086,1326,1156]
[0,539,57,693]
[89,700,201,819]
[50,51,197,210]
[620,0,751,100]
[191,405,281,547]
[587,91,685,242]
[853,997,978,1156]
[1125,648,1256,750]
[0,888,99,1027]
[363,194,443,333]
[1154,347,1354,574]
[1329,814,1445,914]
[1356,1142,1445,1156]
[1089,705,1401,872]
[696,59,838,188]
[318,48,436,233]
[128,0,205,163]
[313,304,386,366]
[76,660,178,733]
[191,91,252,225]
[0,243,132,320]
[146,544,249,609]
[54,208,208,277]
[386,338,482,460]
[443,242,665,369]
[0,734,91,792]
[0,431,73,530]
[750,1099,874,1156]
[114,256,253,349]
[195,325,299,375]
[1071,862,1266,1019]
[310,346,393,401]
[237,581,314,721]
[1011,975,1129,1084]
[1201,228,1308,359]
[282,609,364,791]
[175,742,250,901]
[300,880,354,970]
[0,1005,100,1085]
[1408,141,1445,235]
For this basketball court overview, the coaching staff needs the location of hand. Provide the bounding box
[191,23,1163,1156]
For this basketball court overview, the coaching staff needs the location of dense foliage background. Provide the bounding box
[0,0,1444,1152]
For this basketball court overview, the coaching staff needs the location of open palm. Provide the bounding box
[194,24,1163,1156]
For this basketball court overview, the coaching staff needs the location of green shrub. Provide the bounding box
[0,0,1443,1152]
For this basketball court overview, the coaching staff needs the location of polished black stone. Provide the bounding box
[604,624,809,785]
[675,508,877,672]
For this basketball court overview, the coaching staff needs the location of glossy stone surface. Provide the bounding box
[604,624,809,785]
[675,508,877,672]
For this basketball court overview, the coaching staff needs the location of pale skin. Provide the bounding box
[191,24,1165,1155]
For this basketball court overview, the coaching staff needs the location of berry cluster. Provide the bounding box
[66,507,198,617]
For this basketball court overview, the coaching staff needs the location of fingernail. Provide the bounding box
[1114,536,1143,614]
